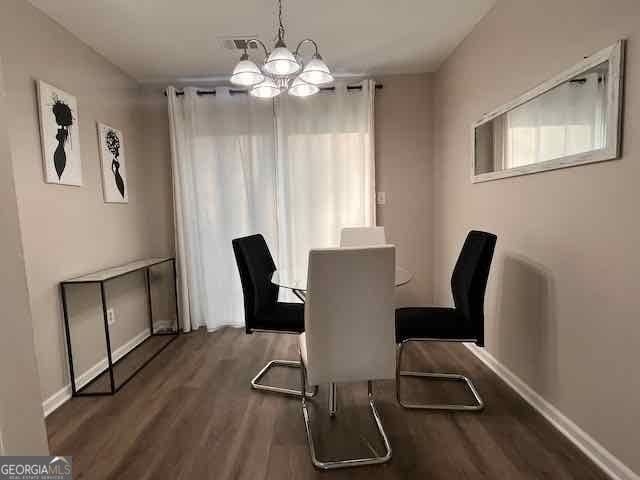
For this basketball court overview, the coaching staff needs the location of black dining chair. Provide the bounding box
[232,233,315,398]
[395,230,497,411]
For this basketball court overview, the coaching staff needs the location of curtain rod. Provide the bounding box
[164,84,383,97]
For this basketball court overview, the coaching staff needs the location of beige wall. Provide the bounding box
[375,74,434,305]
[433,0,640,473]
[0,0,174,402]
[0,57,49,455]
[140,86,175,256]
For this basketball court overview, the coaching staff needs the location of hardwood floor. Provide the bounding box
[47,327,608,480]
[79,335,177,394]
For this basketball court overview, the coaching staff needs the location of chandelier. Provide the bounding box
[229,0,334,98]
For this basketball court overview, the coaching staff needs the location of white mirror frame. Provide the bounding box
[471,40,625,183]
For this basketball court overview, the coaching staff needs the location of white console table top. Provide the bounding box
[63,257,173,283]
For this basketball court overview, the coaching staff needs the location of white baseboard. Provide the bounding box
[152,320,172,331]
[464,343,639,480]
[43,328,151,417]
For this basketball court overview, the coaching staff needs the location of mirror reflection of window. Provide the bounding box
[500,64,607,169]
[475,61,609,174]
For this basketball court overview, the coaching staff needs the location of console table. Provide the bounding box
[60,257,179,396]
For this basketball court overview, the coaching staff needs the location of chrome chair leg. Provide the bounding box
[328,382,337,417]
[396,340,484,411]
[251,359,317,398]
[300,353,392,470]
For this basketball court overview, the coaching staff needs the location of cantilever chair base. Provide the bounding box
[396,339,484,411]
[300,359,392,470]
[251,359,318,398]
[302,396,392,470]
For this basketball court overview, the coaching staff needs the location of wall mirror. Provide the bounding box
[472,40,625,183]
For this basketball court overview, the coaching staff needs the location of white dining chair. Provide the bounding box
[298,245,396,469]
[339,226,386,247]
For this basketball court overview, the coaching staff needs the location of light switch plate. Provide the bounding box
[107,308,115,326]
[376,191,386,205]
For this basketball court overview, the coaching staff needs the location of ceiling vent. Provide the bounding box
[220,37,259,51]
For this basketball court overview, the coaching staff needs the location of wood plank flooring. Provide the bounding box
[47,327,608,480]
[79,334,177,394]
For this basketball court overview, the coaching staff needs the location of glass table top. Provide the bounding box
[271,266,412,291]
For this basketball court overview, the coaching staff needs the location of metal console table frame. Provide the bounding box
[60,257,180,396]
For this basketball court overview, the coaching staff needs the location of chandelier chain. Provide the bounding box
[277,0,285,41]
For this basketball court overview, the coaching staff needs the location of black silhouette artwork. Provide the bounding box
[37,82,82,185]
[51,95,73,181]
[105,129,125,198]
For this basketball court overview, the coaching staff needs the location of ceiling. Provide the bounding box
[28,0,496,84]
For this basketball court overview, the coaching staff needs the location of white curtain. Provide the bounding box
[494,72,607,169]
[168,86,278,332]
[275,79,376,280]
[168,80,375,331]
